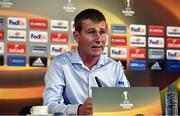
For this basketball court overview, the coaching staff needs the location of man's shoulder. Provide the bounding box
[52,51,72,63]
[101,55,119,65]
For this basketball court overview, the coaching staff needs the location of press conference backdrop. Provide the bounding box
[0,0,179,114]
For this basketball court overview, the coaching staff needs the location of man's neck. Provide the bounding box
[78,51,99,69]
[82,56,99,69]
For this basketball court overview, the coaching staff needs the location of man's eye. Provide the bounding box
[88,31,96,34]
[100,30,105,35]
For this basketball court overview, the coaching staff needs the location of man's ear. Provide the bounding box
[73,31,79,42]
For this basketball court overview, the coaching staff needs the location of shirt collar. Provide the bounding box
[69,49,108,68]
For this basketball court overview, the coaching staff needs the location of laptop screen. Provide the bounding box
[92,87,162,115]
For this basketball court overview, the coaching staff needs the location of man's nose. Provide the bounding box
[94,32,102,41]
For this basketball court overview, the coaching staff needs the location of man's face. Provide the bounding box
[74,19,107,58]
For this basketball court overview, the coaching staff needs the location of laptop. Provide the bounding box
[92,87,162,115]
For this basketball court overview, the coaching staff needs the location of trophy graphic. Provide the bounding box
[126,0,132,8]
[120,91,134,109]
[63,0,76,12]
[123,91,129,103]
[122,0,135,16]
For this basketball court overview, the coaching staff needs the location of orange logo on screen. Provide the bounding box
[130,48,146,59]
[0,29,4,40]
[29,18,48,30]
[167,38,180,48]
[110,35,127,46]
[7,43,26,54]
[148,26,164,36]
[51,32,69,43]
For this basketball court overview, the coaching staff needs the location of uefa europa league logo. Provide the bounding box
[63,0,76,12]
[122,0,135,16]
[126,0,133,8]
[120,91,134,109]
[123,91,129,103]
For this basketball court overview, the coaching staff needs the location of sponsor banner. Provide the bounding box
[50,44,68,56]
[148,37,164,48]
[0,55,3,66]
[0,17,3,28]
[51,32,69,43]
[130,24,146,35]
[7,43,26,54]
[148,25,164,36]
[110,35,127,46]
[7,17,26,29]
[29,56,47,67]
[29,31,48,43]
[167,60,180,72]
[130,36,146,47]
[71,21,74,32]
[29,18,48,30]
[50,20,68,31]
[129,60,146,71]
[110,47,127,59]
[148,49,164,59]
[166,49,180,60]
[115,60,127,69]
[167,26,180,37]
[103,47,108,56]
[166,38,180,49]
[0,29,4,40]
[29,44,47,55]
[0,42,4,54]
[111,24,127,34]
[130,48,146,59]
[148,60,165,71]
[7,30,26,41]
[7,56,26,66]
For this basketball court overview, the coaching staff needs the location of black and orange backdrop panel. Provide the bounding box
[0,0,179,114]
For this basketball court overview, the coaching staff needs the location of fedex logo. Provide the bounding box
[7,17,26,29]
[110,47,127,59]
[167,26,180,37]
[29,31,48,43]
[148,37,164,48]
[7,43,26,54]
[51,32,69,43]
[148,26,164,36]
[130,24,146,35]
[110,35,127,46]
[130,48,146,59]
[167,49,180,60]
[167,38,180,49]
[0,29,4,40]
[50,45,68,56]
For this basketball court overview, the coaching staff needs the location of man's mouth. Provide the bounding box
[91,46,102,48]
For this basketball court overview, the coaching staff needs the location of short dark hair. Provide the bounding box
[74,8,106,33]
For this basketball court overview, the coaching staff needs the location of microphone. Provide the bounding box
[95,76,102,87]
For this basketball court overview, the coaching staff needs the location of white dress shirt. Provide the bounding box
[43,49,130,115]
